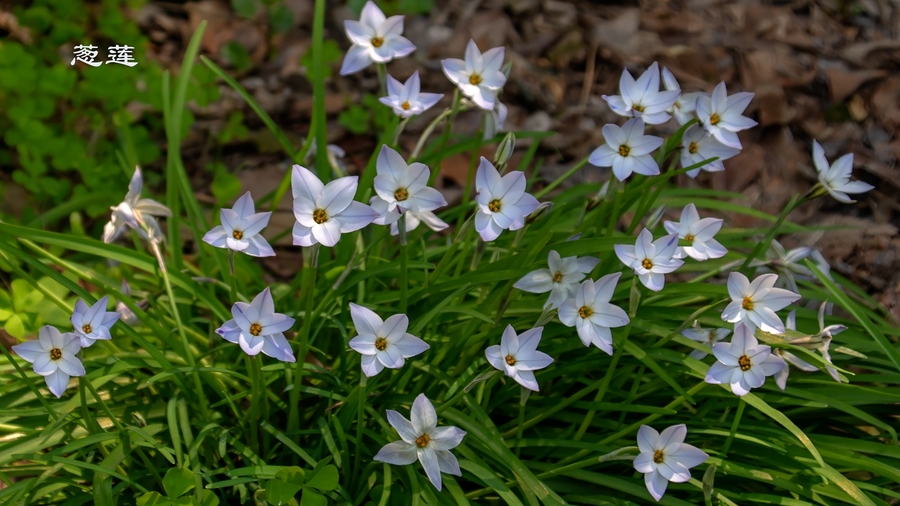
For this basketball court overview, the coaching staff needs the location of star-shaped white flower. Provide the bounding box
[773,311,821,391]
[474,157,540,242]
[661,67,706,126]
[680,125,740,177]
[340,1,415,76]
[589,118,663,181]
[614,229,684,292]
[663,203,727,261]
[485,325,554,391]
[71,296,120,348]
[291,165,379,247]
[696,82,757,149]
[722,272,800,334]
[216,288,296,362]
[348,303,429,377]
[374,394,466,491]
[681,323,731,360]
[634,424,709,502]
[441,39,506,110]
[202,192,275,257]
[812,140,874,204]
[558,273,630,355]
[102,167,172,244]
[705,323,785,396]
[755,239,832,293]
[379,71,443,118]
[12,326,85,398]
[514,250,599,309]
[602,62,680,125]
[370,146,447,227]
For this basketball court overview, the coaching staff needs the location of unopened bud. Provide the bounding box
[645,205,666,230]
[525,202,553,224]
[494,132,516,166]
[501,61,513,78]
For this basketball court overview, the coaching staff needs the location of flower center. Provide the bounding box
[232,230,243,240]
[375,337,387,351]
[633,104,645,113]
[642,259,653,269]
[618,145,630,157]
[709,113,720,125]
[685,234,694,243]
[653,449,665,464]
[371,37,383,48]
[415,434,430,448]
[552,271,563,283]
[738,354,752,371]
[688,142,698,154]
[488,199,501,212]
[49,348,62,361]
[742,297,753,310]
[313,208,328,224]
[578,306,593,319]
[469,74,482,85]
[394,187,409,202]
[82,324,92,334]
[505,354,516,366]
[401,101,410,110]
[249,323,262,336]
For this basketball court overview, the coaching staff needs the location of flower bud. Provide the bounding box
[525,202,553,224]
[494,132,516,166]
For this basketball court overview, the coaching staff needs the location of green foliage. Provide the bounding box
[136,468,219,506]
[264,463,339,505]
[300,39,342,80]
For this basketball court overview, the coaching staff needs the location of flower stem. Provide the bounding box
[228,249,238,302]
[429,214,473,283]
[246,355,261,457]
[288,244,319,437]
[739,194,805,274]
[534,156,590,199]
[351,374,368,490]
[376,63,387,98]
[392,117,410,147]
[398,214,409,313]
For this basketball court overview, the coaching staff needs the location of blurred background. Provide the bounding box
[0,0,897,319]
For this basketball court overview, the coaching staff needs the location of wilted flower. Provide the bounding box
[513,250,599,309]
[615,230,684,292]
[216,288,296,362]
[348,303,429,377]
[680,125,740,177]
[71,296,119,348]
[374,394,466,491]
[442,40,506,110]
[202,192,275,257]
[588,118,663,181]
[696,82,756,149]
[370,146,447,226]
[661,67,706,126]
[722,272,800,334]
[682,322,731,360]
[558,273,630,355]
[634,424,709,502]
[473,157,539,242]
[340,0,415,76]
[485,325,554,391]
[483,99,509,140]
[102,167,172,244]
[115,280,142,326]
[380,71,443,118]
[291,165,378,247]
[602,62,679,125]
[705,323,785,396]
[12,326,85,398]
[811,140,874,204]
[663,203,727,261]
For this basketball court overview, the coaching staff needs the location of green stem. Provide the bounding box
[429,215,473,284]
[376,63,388,98]
[288,244,319,436]
[398,214,409,313]
[739,194,805,274]
[721,397,745,456]
[352,374,368,490]
[1,346,59,420]
[392,117,410,147]
[534,156,590,199]
[228,250,238,302]
[246,355,261,456]
[412,95,459,164]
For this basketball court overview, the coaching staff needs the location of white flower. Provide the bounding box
[663,203,727,261]
[680,125,740,177]
[588,118,663,181]
[513,250,599,309]
[773,311,820,391]
[202,192,275,257]
[696,82,757,149]
[12,326,85,398]
[602,62,680,125]
[374,394,466,491]
[473,157,539,242]
[756,239,831,293]
[441,39,506,110]
[348,303,429,377]
[389,210,448,236]
[722,272,800,334]
[291,165,379,247]
[370,146,447,226]
[216,288,295,362]
[71,296,120,348]
[485,325,554,391]
[115,280,141,326]
[682,323,731,360]
[102,167,172,244]
[558,273,630,355]
[661,68,706,126]
[774,307,846,390]
[340,0,415,76]
[379,71,443,118]
[483,99,508,140]
[634,424,709,502]
[812,140,874,204]
[614,229,684,292]
[705,323,785,396]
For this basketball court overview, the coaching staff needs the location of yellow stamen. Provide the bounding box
[618,145,630,157]
[401,101,410,110]
[685,234,694,243]
[50,348,62,360]
[642,259,653,269]
[505,355,516,366]
[469,74,482,85]
[394,187,409,202]
[709,113,720,125]
[375,337,387,351]
[249,323,262,336]
[371,37,383,48]
[82,324,92,334]
[488,199,501,212]
[739,354,752,371]
[578,306,593,319]
[633,104,645,112]
[313,209,328,224]
[742,297,753,310]
[552,271,563,283]
[653,450,664,464]
[232,230,243,240]
[415,434,430,448]
[688,142,698,154]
